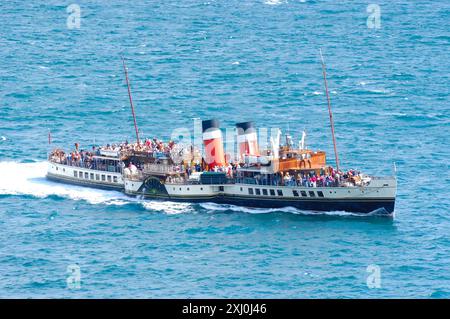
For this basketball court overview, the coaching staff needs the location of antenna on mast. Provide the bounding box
[319,48,340,172]
[121,56,140,145]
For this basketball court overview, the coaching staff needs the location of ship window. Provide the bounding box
[84,172,88,179]
[255,188,261,195]
[96,174,100,181]
[262,189,268,196]
[301,191,307,197]
[73,171,77,177]
[277,190,283,196]
[309,191,315,197]
[293,190,299,197]
[79,171,83,178]
[90,173,94,180]
[107,175,111,182]
[248,188,254,195]
[63,168,65,172]
[102,175,106,181]
[240,187,243,191]
[318,191,324,197]
[113,176,118,183]
[219,186,224,191]
[270,189,275,196]
[56,167,58,171]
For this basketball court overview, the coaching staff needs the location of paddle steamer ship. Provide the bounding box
[46,55,397,216]
[47,119,396,215]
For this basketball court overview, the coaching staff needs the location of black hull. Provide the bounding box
[128,192,395,216]
[46,173,123,191]
[46,174,395,216]
[215,196,395,215]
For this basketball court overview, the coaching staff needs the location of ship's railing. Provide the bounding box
[49,158,123,174]
[234,176,367,188]
[368,176,396,180]
[124,173,144,181]
[142,163,178,175]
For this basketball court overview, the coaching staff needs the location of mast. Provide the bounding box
[319,49,340,172]
[121,56,140,145]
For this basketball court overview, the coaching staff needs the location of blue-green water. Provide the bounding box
[0,0,449,298]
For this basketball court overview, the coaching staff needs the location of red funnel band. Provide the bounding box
[237,132,259,158]
[203,129,226,169]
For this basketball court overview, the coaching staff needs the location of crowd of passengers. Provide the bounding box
[167,161,362,187]
[100,138,177,158]
[238,168,363,187]
[50,138,178,168]
[50,142,363,187]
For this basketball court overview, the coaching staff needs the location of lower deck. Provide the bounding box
[47,162,124,191]
[47,161,396,215]
[124,177,397,215]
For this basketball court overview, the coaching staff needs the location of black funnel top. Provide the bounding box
[236,121,256,133]
[202,119,220,132]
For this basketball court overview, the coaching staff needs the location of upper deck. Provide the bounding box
[48,148,123,173]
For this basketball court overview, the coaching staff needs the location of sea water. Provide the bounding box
[0,0,449,298]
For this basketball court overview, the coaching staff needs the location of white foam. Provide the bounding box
[0,161,378,217]
[264,0,287,6]
[0,161,194,214]
[0,136,6,141]
[0,161,128,205]
[141,201,194,215]
[0,162,189,214]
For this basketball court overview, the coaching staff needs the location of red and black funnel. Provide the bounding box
[202,119,226,169]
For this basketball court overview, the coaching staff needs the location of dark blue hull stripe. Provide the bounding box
[46,174,123,191]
